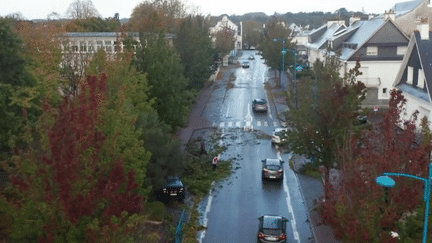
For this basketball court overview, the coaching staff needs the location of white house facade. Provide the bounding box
[393,20,432,129]
[209,15,242,56]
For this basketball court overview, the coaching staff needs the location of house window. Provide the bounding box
[105,40,112,52]
[96,41,103,51]
[418,69,425,89]
[88,42,94,52]
[383,88,387,94]
[397,46,407,55]
[367,46,378,55]
[80,42,87,52]
[407,66,413,84]
[62,41,69,51]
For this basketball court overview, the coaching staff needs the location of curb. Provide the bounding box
[292,157,320,243]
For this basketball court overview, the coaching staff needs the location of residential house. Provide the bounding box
[392,0,432,35]
[209,15,242,58]
[393,19,432,128]
[304,12,410,108]
[338,14,410,108]
[305,20,346,64]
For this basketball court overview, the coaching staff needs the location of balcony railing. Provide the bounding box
[356,77,381,87]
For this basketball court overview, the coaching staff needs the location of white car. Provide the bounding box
[271,128,288,145]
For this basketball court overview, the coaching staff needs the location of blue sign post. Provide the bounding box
[376,163,432,243]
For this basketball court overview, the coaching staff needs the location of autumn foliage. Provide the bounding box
[319,90,431,242]
[0,74,144,242]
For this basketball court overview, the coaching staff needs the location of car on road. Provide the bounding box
[257,214,288,242]
[252,99,268,112]
[242,61,250,68]
[160,176,185,201]
[271,128,288,145]
[261,158,284,181]
[248,55,255,60]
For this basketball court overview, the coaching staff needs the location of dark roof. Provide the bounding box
[415,31,432,88]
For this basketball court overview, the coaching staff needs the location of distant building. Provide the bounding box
[59,32,175,57]
[392,0,432,35]
[209,15,242,57]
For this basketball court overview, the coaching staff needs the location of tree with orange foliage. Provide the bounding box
[128,0,186,33]
[319,89,431,242]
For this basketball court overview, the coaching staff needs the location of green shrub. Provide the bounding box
[145,201,166,222]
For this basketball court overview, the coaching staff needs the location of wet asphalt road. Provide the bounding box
[197,50,313,243]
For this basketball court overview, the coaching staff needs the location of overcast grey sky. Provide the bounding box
[1,0,404,20]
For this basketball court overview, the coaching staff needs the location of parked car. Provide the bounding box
[257,214,288,242]
[160,176,185,201]
[271,128,288,145]
[261,158,284,181]
[248,55,255,60]
[242,61,250,68]
[252,99,268,112]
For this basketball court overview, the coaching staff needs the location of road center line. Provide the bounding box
[278,152,300,242]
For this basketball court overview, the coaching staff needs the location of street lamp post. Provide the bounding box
[273,38,298,109]
[376,163,432,243]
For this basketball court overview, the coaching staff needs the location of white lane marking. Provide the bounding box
[200,128,225,243]
[264,85,273,120]
[219,122,225,128]
[264,121,268,127]
[228,122,233,127]
[244,104,253,131]
[278,151,300,243]
[273,122,278,127]
[225,106,230,118]
[199,181,215,243]
[236,121,241,127]
[257,121,261,127]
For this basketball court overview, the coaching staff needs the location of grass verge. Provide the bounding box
[181,140,234,241]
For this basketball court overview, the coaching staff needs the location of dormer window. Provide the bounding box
[407,66,413,84]
[367,46,378,55]
[418,69,425,89]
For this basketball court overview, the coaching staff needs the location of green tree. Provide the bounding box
[134,32,190,130]
[284,57,366,196]
[242,20,263,49]
[0,18,40,160]
[174,15,218,89]
[135,111,186,192]
[259,16,295,76]
[87,48,153,193]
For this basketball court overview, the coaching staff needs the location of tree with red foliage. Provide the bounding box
[0,74,145,242]
[319,89,431,242]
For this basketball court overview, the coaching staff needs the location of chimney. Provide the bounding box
[417,17,430,40]
[350,16,361,25]
[384,9,395,21]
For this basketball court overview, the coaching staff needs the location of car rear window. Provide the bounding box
[263,217,282,229]
[263,228,283,235]
[255,101,266,105]
[266,165,281,170]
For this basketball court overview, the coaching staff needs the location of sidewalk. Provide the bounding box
[266,70,341,243]
[176,66,235,150]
